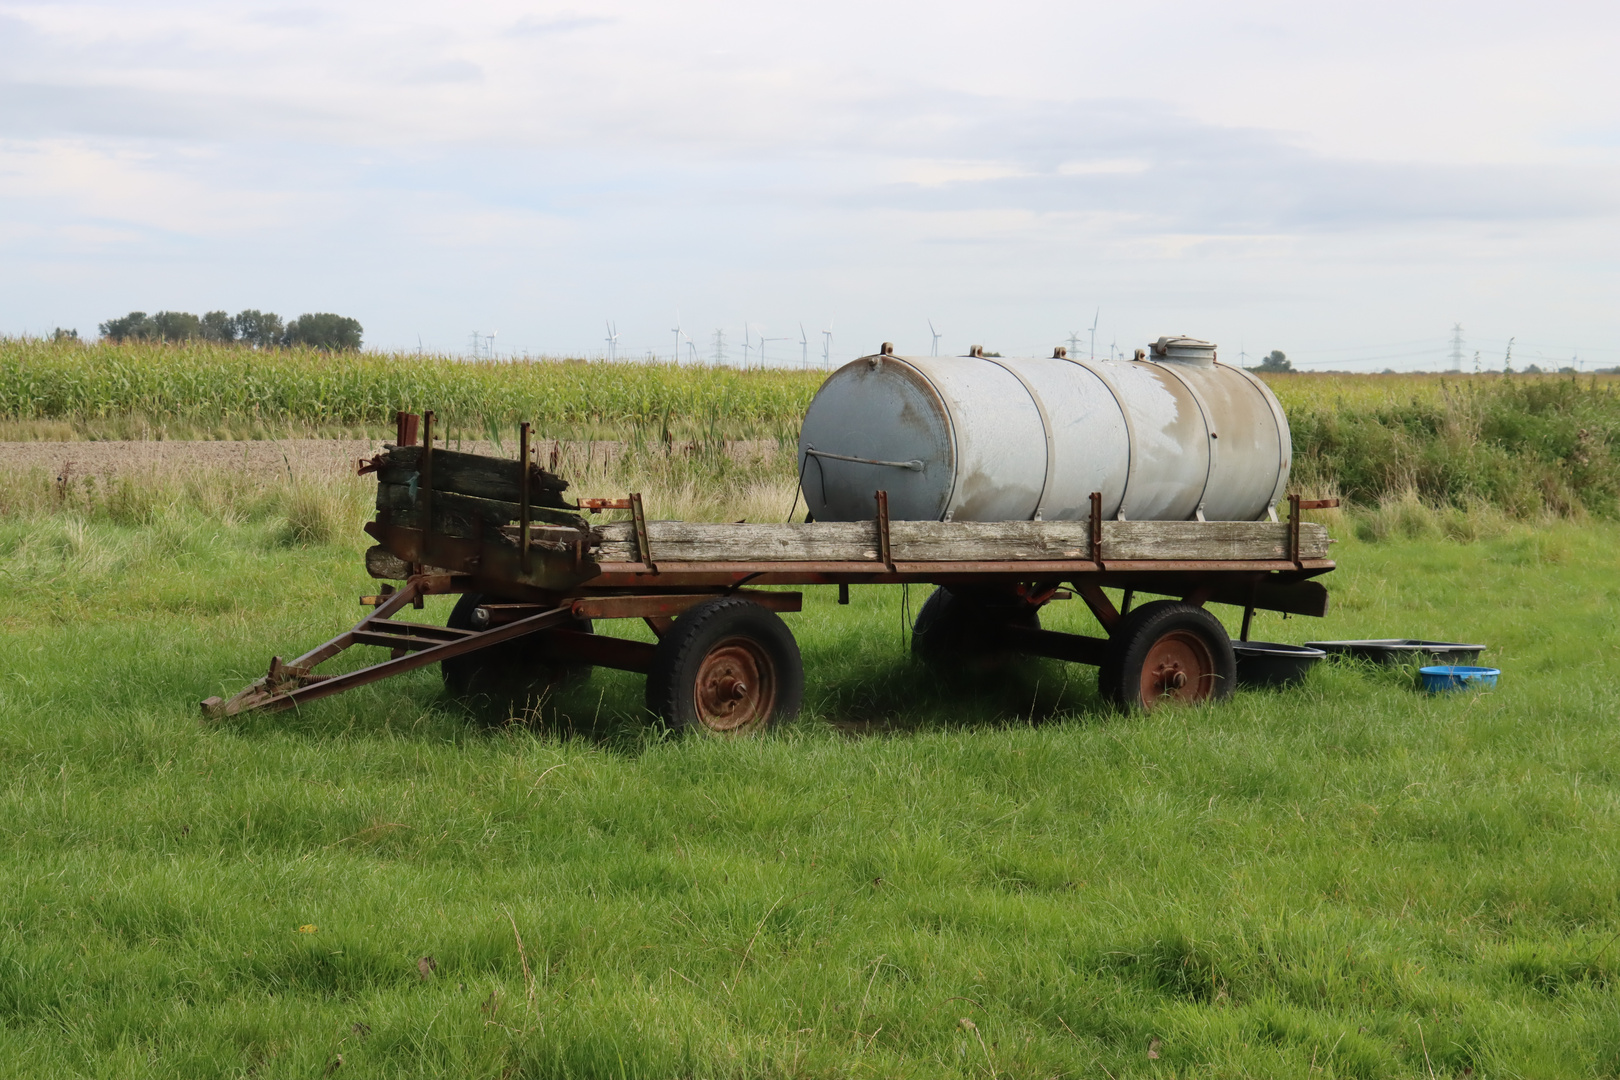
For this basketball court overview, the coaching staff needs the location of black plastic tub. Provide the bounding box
[1304,639,1485,666]
[1234,642,1327,688]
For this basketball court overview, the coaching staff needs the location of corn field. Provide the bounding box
[0,338,823,433]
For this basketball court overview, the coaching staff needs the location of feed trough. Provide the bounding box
[1233,641,1327,688]
[1305,639,1484,666]
[1419,665,1500,693]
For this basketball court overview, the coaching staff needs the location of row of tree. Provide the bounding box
[97,310,363,350]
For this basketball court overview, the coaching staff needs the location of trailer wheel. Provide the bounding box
[645,597,803,735]
[911,587,1040,674]
[441,592,593,699]
[1100,600,1235,711]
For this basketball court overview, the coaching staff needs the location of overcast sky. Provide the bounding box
[3,1,1617,369]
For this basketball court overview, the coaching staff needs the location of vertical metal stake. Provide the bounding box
[1240,605,1255,642]
[630,492,656,572]
[875,490,893,570]
[838,582,850,605]
[421,410,435,560]
[1288,492,1302,565]
[1089,491,1103,563]
[519,422,532,574]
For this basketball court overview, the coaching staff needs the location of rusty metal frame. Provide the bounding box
[202,575,573,718]
[215,422,1344,718]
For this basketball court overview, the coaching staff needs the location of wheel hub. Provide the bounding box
[1139,630,1216,708]
[694,638,774,732]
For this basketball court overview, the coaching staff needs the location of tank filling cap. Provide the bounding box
[1149,336,1217,365]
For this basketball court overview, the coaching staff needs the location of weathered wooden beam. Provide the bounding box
[364,546,454,581]
[376,482,584,528]
[1102,521,1327,561]
[594,519,1329,564]
[378,445,571,507]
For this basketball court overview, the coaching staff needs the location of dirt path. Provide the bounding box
[0,438,781,481]
[0,439,399,481]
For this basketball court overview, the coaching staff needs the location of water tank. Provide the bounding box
[796,337,1290,523]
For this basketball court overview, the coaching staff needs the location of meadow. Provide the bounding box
[3,341,1620,1077]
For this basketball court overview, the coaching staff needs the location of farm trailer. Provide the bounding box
[204,412,1337,731]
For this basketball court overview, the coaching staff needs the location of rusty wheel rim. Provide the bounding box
[1138,629,1217,708]
[694,636,775,733]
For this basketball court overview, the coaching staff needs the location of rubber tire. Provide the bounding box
[1099,600,1236,711]
[911,586,1041,675]
[440,592,593,698]
[645,597,804,734]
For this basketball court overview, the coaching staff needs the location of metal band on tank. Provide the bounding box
[886,356,961,521]
[1056,356,1135,520]
[1145,360,1217,520]
[982,358,1056,520]
[1224,364,1292,520]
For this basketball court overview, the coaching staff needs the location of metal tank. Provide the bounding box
[796,336,1290,523]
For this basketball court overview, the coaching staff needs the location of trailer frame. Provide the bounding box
[204,413,1337,726]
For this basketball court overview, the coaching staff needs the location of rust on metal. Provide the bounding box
[213,405,1342,719]
[421,411,435,564]
[1074,583,1120,631]
[203,575,575,718]
[1288,492,1301,563]
[570,591,801,621]
[538,628,657,673]
[629,492,656,572]
[395,411,420,447]
[519,422,532,574]
[875,490,893,570]
[1139,629,1218,708]
[694,637,775,733]
[1089,491,1102,561]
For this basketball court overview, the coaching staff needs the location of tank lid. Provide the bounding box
[1149,336,1217,365]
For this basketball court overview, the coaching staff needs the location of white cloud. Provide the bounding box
[0,0,1615,364]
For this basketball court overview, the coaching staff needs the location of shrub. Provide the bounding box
[285,313,362,351]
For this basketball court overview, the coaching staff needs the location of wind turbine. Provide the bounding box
[604,320,619,362]
[929,320,942,356]
[760,333,792,365]
[741,324,752,365]
[821,323,833,367]
[671,312,685,365]
[1088,308,1099,361]
[799,323,809,368]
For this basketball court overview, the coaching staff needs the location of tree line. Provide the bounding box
[96,310,363,350]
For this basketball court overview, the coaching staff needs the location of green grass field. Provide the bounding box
[3,485,1619,1076]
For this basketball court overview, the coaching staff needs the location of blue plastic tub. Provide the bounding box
[1420,665,1500,693]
